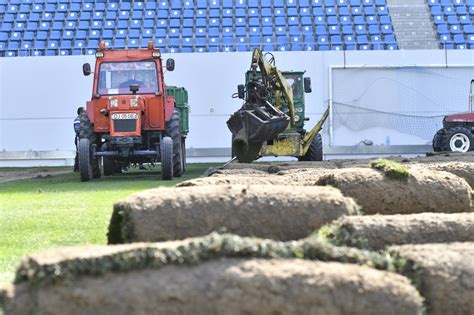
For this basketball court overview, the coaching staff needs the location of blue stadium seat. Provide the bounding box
[0,0,399,56]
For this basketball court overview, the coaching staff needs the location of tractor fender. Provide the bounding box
[86,101,94,122]
[164,96,175,122]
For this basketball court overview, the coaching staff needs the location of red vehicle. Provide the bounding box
[79,42,188,181]
[433,112,474,152]
[433,80,474,153]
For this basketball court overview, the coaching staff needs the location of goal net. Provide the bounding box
[330,66,474,146]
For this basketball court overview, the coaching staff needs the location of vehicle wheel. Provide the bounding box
[103,157,116,176]
[92,156,101,179]
[79,112,100,180]
[161,136,173,180]
[444,127,473,153]
[432,129,445,152]
[79,138,92,182]
[299,133,323,161]
[165,110,184,177]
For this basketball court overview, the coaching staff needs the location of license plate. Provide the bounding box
[111,113,138,120]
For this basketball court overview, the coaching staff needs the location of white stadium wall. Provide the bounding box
[0,49,474,166]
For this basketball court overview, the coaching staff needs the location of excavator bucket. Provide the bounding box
[227,104,290,162]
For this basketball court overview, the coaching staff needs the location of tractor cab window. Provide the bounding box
[97,61,159,95]
[284,74,303,99]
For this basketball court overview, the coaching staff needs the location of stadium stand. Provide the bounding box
[429,0,474,49]
[0,0,398,56]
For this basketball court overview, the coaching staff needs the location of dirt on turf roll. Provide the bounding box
[324,213,474,250]
[1,258,423,315]
[209,169,271,176]
[177,175,297,186]
[315,168,472,215]
[108,185,360,244]
[390,242,474,315]
[222,161,338,173]
[409,162,474,188]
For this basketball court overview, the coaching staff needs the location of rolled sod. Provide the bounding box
[1,259,423,315]
[390,242,474,315]
[2,233,422,315]
[108,185,360,244]
[323,213,474,250]
[409,162,474,188]
[316,168,472,215]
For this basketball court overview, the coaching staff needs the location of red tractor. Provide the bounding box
[433,80,474,153]
[78,42,189,181]
[432,112,474,153]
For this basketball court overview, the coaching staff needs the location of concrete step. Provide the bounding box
[386,0,439,50]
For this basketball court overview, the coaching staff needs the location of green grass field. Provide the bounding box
[0,164,216,284]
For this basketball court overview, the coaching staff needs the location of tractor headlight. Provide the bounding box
[130,98,138,107]
[152,51,161,58]
[95,51,104,58]
[294,115,300,123]
[109,98,118,107]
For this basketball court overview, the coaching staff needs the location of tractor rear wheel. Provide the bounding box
[103,158,116,176]
[79,138,92,182]
[166,110,184,177]
[299,133,323,161]
[444,127,473,153]
[432,129,445,152]
[161,136,174,180]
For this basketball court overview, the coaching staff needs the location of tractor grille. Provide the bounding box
[113,119,137,133]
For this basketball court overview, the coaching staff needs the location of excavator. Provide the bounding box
[227,48,329,163]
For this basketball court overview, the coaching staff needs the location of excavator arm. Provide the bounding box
[250,48,296,127]
[228,48,331,162]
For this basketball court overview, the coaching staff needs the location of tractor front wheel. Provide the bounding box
[79,138,92,182]
[444,127,473,153]
[161,136,174,180]
[299,133,323,161]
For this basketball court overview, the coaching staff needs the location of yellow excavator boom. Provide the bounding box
[250,48,296,127]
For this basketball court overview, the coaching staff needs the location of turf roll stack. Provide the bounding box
[323,213,474,250]
[390,242,474,315]
[1,233,423,315]
[108,185,360,244]
[316,167,472,215]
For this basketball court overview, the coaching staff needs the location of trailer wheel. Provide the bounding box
[79,138,92,182]
[103,157,116,176]
[299,133,323,161]
[444,127,473,153]
[181,137,187,172]
[432,129,445,152]
[92,157,101,179]
[166,110,184,177]
[161,136,174,180]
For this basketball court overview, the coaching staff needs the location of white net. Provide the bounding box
[331,66,474,146]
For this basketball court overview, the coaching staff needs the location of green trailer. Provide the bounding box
[166,86,189,136]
